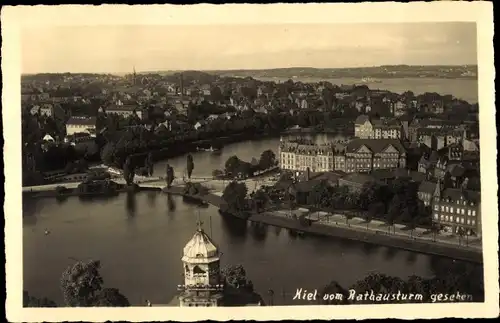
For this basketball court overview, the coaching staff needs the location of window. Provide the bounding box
[472,211,476,216]
[455,217,460,223]
[467,219,470,225]
[445,206,449,213]
[450,207,454,213]
[461,218,464,224]
[440,215,444,221]
[467,210,471,216]
[472,220,475,225]
[434,213,439,220]
[441,206,444,211]
[445,215,449,221]
[461,209,465,215]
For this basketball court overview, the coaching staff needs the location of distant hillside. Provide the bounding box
[206,65,478,80]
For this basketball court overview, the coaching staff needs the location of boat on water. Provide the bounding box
[196,146,222,153]
[360,77,382,83]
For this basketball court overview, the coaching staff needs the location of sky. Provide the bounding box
[21,22,477,74]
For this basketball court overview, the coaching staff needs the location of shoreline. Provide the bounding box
[159,189,483,264]
[22,185,483,264]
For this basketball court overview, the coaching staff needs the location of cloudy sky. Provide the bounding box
[21,22,477,73]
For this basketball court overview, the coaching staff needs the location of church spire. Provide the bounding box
[133,66,137,86]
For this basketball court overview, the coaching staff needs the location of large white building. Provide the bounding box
[65,116,97,136]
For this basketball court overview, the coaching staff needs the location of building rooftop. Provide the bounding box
[418,180,437,195]
[182,226,219,261]
[345,138,406,154]
[66,116,97,126]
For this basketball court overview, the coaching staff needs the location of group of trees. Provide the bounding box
[297,177,431,232]
[224,150,277,179]
[24,260,130,308]
[222,181,248,215]
[319,261,484,305]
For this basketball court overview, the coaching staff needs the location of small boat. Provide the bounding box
[44,229,50,235]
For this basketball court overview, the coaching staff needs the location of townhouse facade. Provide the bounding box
[354,115,402,140]
[279,138,406,174]
[431,180,481,237]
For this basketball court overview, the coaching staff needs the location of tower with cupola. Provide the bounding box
[177,219,224,307]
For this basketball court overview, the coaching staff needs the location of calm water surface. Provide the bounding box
[255,77,478,104]
[24,192,438,306]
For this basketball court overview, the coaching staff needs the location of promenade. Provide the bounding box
[23,176,482,263]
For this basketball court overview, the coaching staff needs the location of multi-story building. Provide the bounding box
[372,119,403,139]
[106,104,144,119]
[65,116,97,137]
[29,103,65,119]
[279,140,346,173]
[344,139,407,173]
[432,180,481,237]
[354,115,402,140]
[280,138,406,174]
[354,115,373,139]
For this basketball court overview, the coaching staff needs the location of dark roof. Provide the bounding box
[410,171,427,183]
[346,139,406,154]
[107,104,138,111]
[447,164,466,177]
[441,188,480,204]
[354,115,370,125]
[418,181,437,195]
[66,116,96,126]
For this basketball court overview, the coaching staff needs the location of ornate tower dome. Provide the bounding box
[178,218,224,307]
[182,227,219,262]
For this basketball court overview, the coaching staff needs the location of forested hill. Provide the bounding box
[208,65,478,80]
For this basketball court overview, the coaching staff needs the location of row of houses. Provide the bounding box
[279,138,407,174]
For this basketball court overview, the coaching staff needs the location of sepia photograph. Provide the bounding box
[3,2,497,322]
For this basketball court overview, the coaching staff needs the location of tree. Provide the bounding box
[457,227,466,246]
[259,149,276,170]
[94,288,130,307]
[186,154,194,179]
[60,260,104,306]
[366,202,384,229]
[123,158,135,186]
[166,164,175,188]
[386,195,401,233]
[359,182,382,210]
[225,155,241,177]
[222,181,248,214]
[430,221,440,242]
[146,152,154,176]
[23,290,57,307]
[319,281,350,305]
[222,264,253,292]
[252,189,269,213]
[101,143,116,166]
